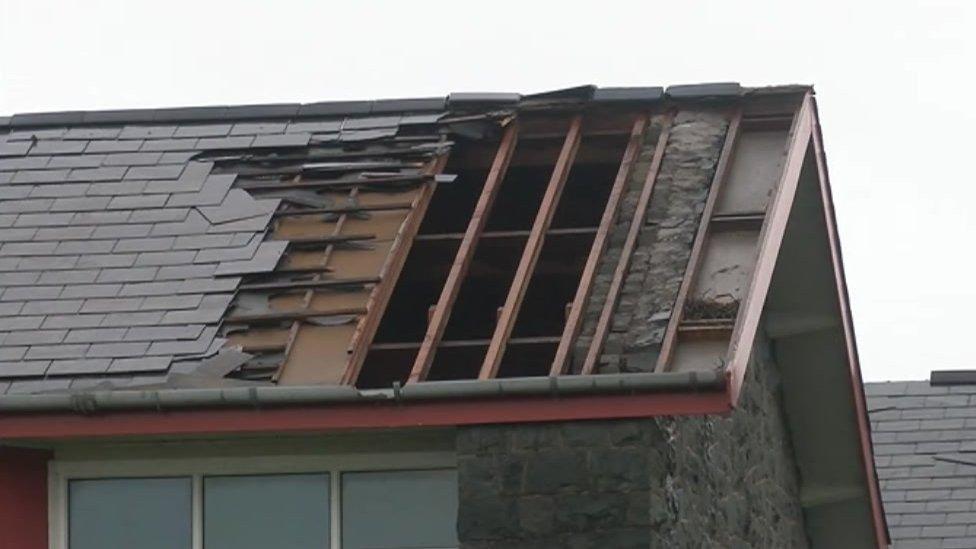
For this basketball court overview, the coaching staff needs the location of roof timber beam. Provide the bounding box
[480,114,583,380]
[550,114,649,376]
[408,123,520,383]
[342,152,451,385]
[654,108,743,373]
[581,113,674,375]
[725,95,812,400]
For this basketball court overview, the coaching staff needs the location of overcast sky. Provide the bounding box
[1,0,972,382]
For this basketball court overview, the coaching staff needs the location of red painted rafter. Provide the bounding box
[654,108,743,372]
[724,95,812,400]
[581,113,675,375]
[550,114,649,375]
[480,114,584,380]
[408,123,520,383]
[342,152,450,385]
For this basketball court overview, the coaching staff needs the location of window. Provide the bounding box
[52,454,458,549]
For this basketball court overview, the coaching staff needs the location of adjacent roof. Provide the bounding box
[868,379,976,548]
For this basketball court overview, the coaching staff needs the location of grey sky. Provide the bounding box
[1,0,972,382]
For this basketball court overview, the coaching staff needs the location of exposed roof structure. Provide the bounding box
[868,377,976,548]
[0,83,887,546]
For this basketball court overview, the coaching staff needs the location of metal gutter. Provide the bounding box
[0,370,724,414]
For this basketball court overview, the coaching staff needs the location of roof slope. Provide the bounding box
[868,381,976,548]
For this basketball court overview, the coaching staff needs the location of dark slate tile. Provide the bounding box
[0,315,45,330]
[0,346,28,361]
[125,324,204,341]
[39,269,98,284]
[21,299,84,315]
[0,302,23,316]
[400,113,445,125]
[339,128,397,142]
[197,189,272,225]
[17,253,81,270]
[149,210,209,237]
[108,356,170,373]
[63,127,122,140]
[64,328,128,344]
[82,109,157,124]
[173,124,232,138]
[342,116,400,130]
[87,180,148,196]
[286,120,342,134]
[2,285,62,300]
[25,343,89,360]
[147,328,217,355]
[179,277,239,294]
[87,341,149,358]
[100,311,164,327]
[118,281,183,297]
[447,92,521,106]
[0,171,12,184]
[80,297,144,313]
[113,236,176,253]
[166,174,234,207]
[593,87,664,102]
[144,178,201,194]
[298,101,372,116]
[107,194,168,209]
[71,210,131,224]
[230,122,287,135]
[0,271,40,286]
[96,266,158,283]
[161,307,223,324]
[11,170,70,184]
[0,197,54,214]
[102,152,164,166]
[158,151,197,164]
[124,164,185,180]
[205,210,272,233]
[0,214,16,228]
[0,227,39,242]
[251,132,311,148]
[139,138,199,152]
[156,263,217,280]
[118,125,177,139]
[666,82,742,98]
[60,284,122,299]
[135,250,196,266]
[128,207,190,224]
[0,241,58,256]
[46,358,111,375]
[196,136,254,150]
[5,127,67,140]
[40,314,105,330]
[194,235,260,263]
[0,156,51,170]
[67,166,127,181]
[28,183,91,198]
[173,234,234,250]
[3,330,67,345]
[50,196,113,212]
[7,379,73,394]
[152,106,228,122]
[0,361,50,378]
[55,240,115,255]
[0,141,32,156]
[9,112,82,127]
[370,97,446,113]
[140,294,203,311]
[76,253,137,269]
[225,104,299,119]
[92,223,153,239]
[28,140,87,155]
[85,140,144,153]
[47,154,105,168]
[15,212,75,227]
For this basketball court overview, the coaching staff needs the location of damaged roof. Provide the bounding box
[0,82,821,398]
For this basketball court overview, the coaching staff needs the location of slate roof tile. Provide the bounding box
[46,358,111,375]
[85,140,144,153]
[172,124,232,138]
[47,154,105,169]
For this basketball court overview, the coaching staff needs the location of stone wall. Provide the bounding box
[573,109,731,374]
[456,333,808,548]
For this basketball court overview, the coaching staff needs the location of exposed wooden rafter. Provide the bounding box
[580,113,675,375]
[408,123,520,383]
[550,114,649,376]
[480,114,584,380]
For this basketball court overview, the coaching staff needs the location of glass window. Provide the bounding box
[342,469,458,549]
[204,473,330,549]
[69,477,191,549]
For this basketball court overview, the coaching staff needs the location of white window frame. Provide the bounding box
[49,451,457,549]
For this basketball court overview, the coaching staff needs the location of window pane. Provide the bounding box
[69,477,191,549]
[204,474,330,549]
[342,469,458,549]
